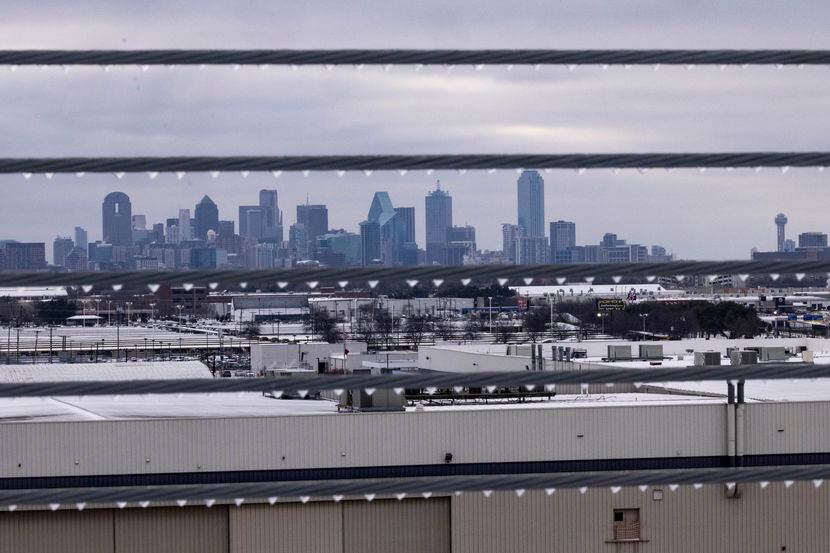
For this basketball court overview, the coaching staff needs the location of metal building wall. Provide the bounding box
[0,509,113,553]
[745,402,830,454]
[114,506,227,553]
[0,404,726,479]
[343,498,450,553]
[4,488,830,553]
[229,501,341,553]
[451,483,830,553]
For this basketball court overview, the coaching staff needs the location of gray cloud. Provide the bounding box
[1,0,830,260]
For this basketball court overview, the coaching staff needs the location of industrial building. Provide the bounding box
[4,335,830,552]
[3,372,830,551]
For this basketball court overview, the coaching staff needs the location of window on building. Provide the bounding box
[613,508,641,541]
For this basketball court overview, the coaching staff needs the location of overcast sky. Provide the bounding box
[2,0,830,260]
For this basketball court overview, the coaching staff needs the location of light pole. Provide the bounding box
[116,306,122,361]
[639,313,649,337]
[488,296,493,337]
[106,300,112,326]
[149,302,157,344]
[125,301,133,326]
[33,330,40,364]
[547,293,554,339]
[597,312,607,335]
[176,305,184,324]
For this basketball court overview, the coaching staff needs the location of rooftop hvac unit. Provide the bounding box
[638,344,663,360]
[607,345,632,361]
[349,388,405,412]
[694,351,721,366]
[758,347,788,362]
[729,350,758,366]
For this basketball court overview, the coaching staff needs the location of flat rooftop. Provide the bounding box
[405,392,726,412]
[0,360,212,382]
[0,393,340,423]
[1,353,824,424]
[0,390,729,424]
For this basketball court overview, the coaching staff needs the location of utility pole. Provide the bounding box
[48,326,53,364]
[33,330,40,364]
[547,293,554,339]
[639,313,649,337]
[116,306,121,362]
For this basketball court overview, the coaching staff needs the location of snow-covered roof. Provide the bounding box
[0,393,339,422]
[0,360,213,383]
[0,287,67,298]
[511,284,685,298]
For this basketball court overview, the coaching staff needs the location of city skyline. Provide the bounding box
[3,167,705,270]
[3,1,830,261]
[14,172,830,265]
[14,177,690,264]
[6,167,830,263]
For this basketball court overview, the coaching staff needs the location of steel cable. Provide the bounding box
[0,259,828,288]
[0,363,820,397]
[0,153,829,173]
[2,49,830,66]
[4,464,830,507]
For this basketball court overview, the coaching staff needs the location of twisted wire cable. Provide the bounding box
[0,363,819,397]
[1,49,830,66]
[0,153,828,173]
[4,465,830,507]
[0,259,828,288]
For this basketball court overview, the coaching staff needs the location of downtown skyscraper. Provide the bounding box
[517,170,545,238]
[360,192,416,266]
[295,203,329,259]
[102,192,133,247]
[259,189,283,242]
[425,182,452,264]
[194,195,219,240]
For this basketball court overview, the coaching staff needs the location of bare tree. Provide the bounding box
[353,305,379,348]
[463,318,482,341]
[494,322,514,344]
[434,318,455,341]
[305,309,343,343]
[241,320,261,340]
[374,309,397,349]
[523,308,548,342]
[404,314,430,348]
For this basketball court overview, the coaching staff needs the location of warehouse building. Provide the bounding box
[3,376,830,552]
